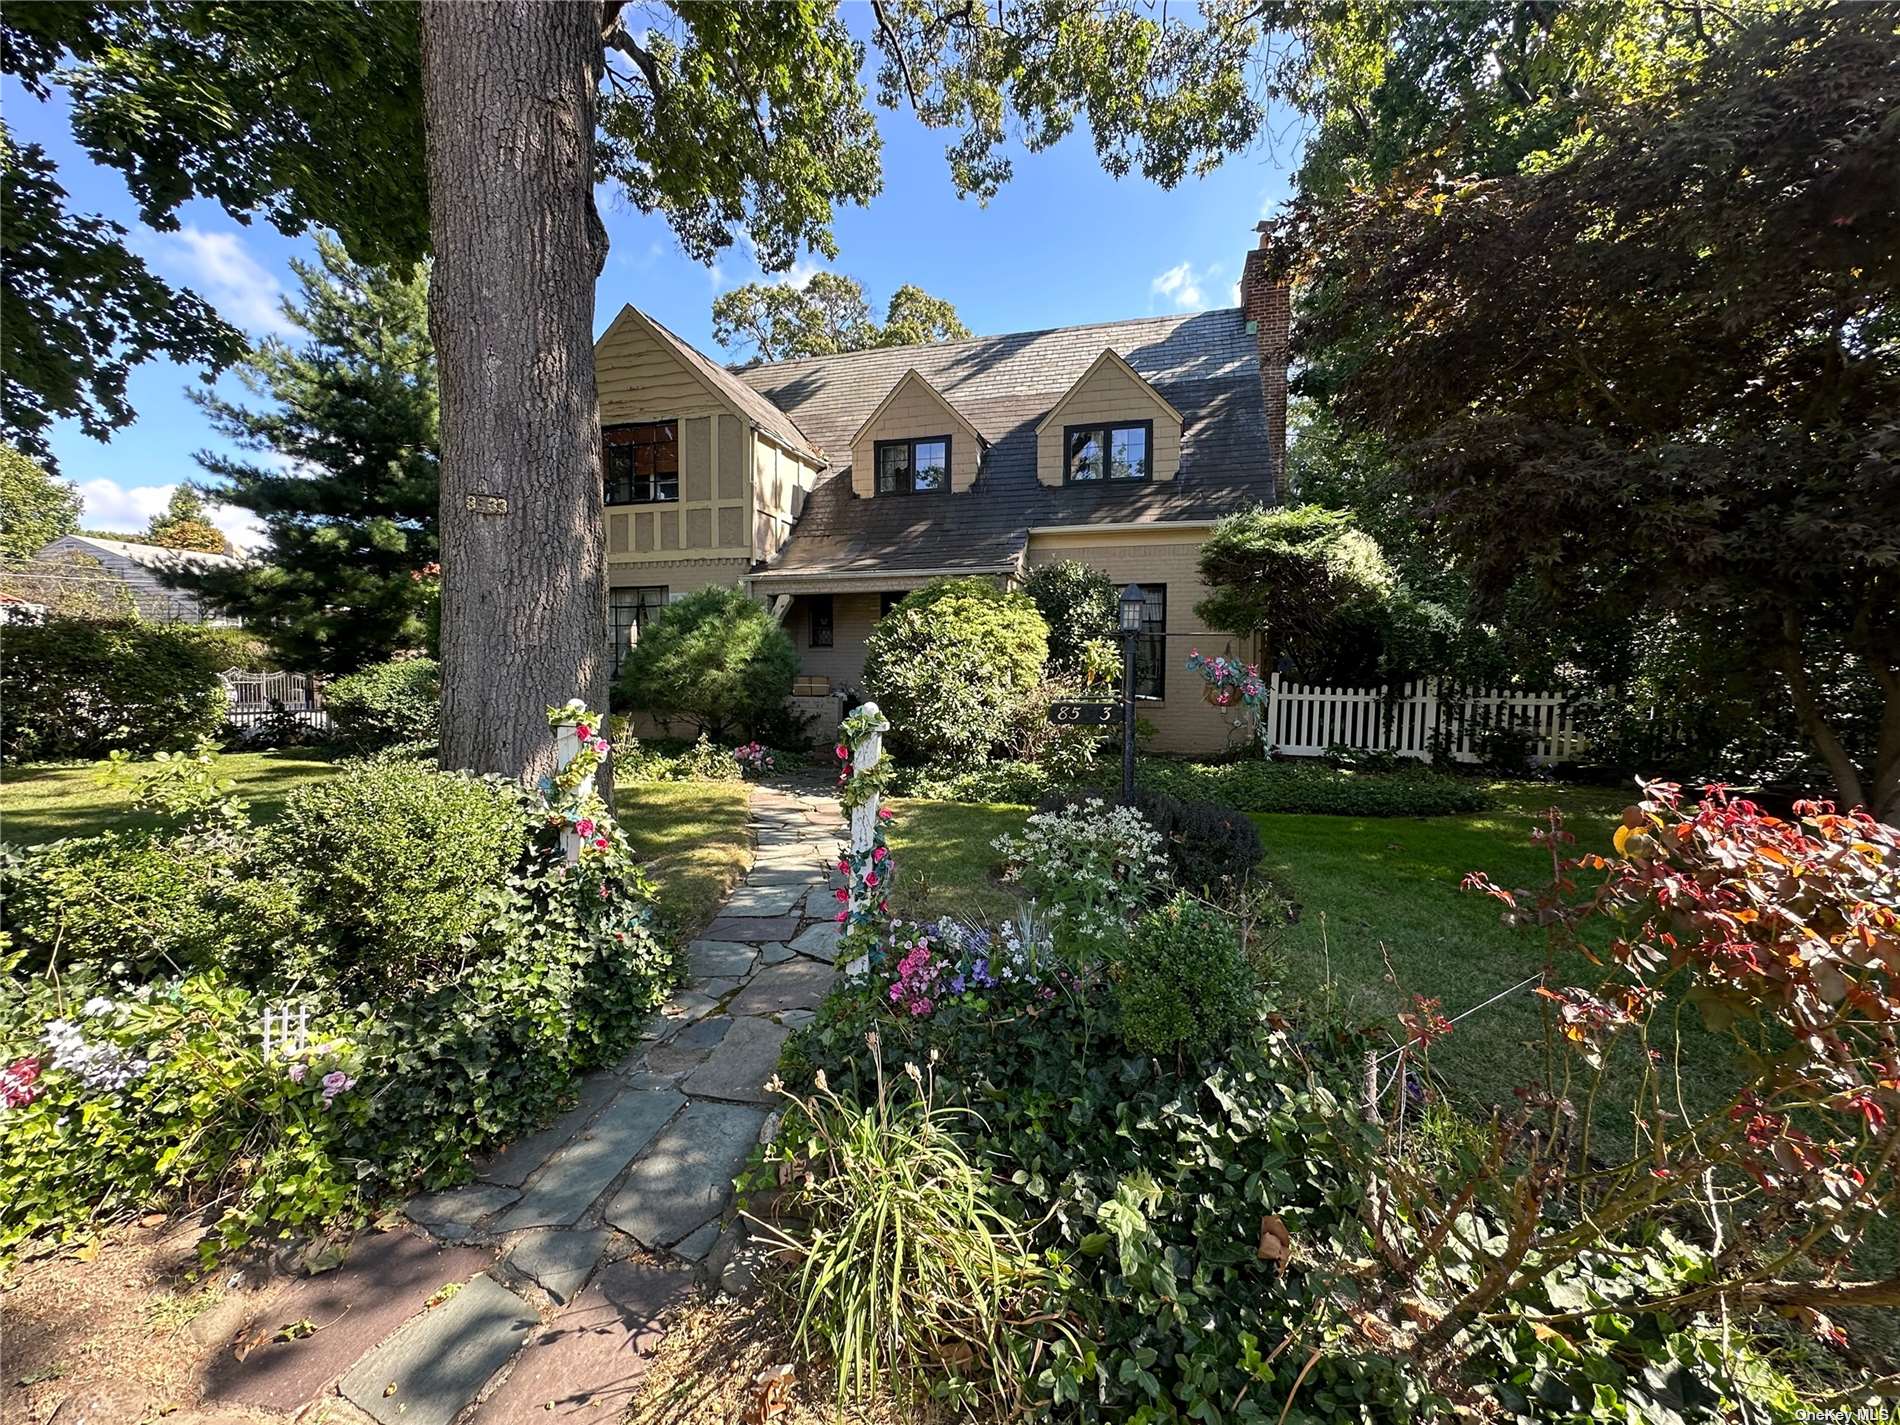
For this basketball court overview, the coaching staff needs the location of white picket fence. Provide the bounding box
[1261,674,1586,765]
[220,667,329,731]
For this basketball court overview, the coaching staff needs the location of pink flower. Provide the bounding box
[591,737,610,753]
[575,723,592,740]
[834,888,849,902]
[879,899,889,913]
[835,743,849,760]
[835,910,848,922]
[287,1062,307,1084]
[864,872,879,888]
[872,846,887,861]
[593,836,609,851]
[575,818,596,837]
[877,807,893,821]
[837,859,850,874]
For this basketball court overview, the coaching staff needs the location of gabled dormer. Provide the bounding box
[848,369,986,498]
[1034,349,1184,486]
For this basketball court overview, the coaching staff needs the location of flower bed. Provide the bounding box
[748,723,1863,1420]
[0,705,674,1265]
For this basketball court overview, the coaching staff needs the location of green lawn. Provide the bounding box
[615,780,752,934]
[0,750,344,845]
[886,797,1027,924]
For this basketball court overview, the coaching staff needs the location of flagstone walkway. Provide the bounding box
[202,784,842,1424]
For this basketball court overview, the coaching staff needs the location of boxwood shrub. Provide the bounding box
[1139,756,1489,816]
[863,577,1048,765]
[325,657,439,751]
[0,618,229,761]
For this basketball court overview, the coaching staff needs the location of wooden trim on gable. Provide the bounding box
[847,368,986,450]
[1034,349,1184,433]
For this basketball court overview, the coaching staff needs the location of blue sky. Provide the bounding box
[9,16,1299,549]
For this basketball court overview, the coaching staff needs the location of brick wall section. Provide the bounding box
[1025,529,1258,756]
[1240,229,1290,495]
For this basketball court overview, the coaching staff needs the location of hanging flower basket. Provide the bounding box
[1203,683,1240,708]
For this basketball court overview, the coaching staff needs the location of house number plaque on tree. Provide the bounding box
[1048,701,1119,726]
[464,493,508,515]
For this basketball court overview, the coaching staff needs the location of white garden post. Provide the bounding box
[847,700,888,897]
[552,716,596,865]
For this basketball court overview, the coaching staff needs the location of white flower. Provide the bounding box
[81,996,115,1018]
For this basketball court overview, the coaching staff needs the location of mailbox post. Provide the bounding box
[1118,583,1144,806]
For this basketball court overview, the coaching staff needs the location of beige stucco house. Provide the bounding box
[597,230,1290,754]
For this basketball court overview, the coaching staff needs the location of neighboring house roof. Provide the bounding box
[46,535,247,572]
[612,305,825,465]
[733,308,1273,578]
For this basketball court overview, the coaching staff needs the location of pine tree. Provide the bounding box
[175,235,438,675]
[144,485,230,555]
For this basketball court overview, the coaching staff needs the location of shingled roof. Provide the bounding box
[732,307,1275,578]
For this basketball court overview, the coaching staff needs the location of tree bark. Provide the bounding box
[420,0,609,782]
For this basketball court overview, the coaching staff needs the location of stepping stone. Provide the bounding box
[687,939,757,978]
[622,1068,684,1090]
[339,1273,535,1425]
[476,1075,619,1187]
[744,866,827,887]
[470,1260,692,1424]
[758,941,796,966]
[406,1183,520,1240]
[703,912,802,942]
[644,1018,729,1076]
[719,881,807,917]
[492,1089,683,1232]
[779,1008,817,1028]
[202,1231,493,1412]
[605,1101,770,1249]
[730,960,836,1017]
[671,1221,720,1262]
[673,1015,733,1049]
[788,922,843,961]
[661,989,720,1023]
[803,884,845,918]
[505,1227,607,1305]
[681,1016,790,1104]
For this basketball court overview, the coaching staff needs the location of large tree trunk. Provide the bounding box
[420,0,609,782]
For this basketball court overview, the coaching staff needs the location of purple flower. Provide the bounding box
[287,1062,307,1083]
[320,1070,355,1104]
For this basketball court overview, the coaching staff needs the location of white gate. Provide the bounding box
[220,668,329,731]
[1263,675,1585,765]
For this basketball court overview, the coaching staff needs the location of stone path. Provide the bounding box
[206,785,842,1423]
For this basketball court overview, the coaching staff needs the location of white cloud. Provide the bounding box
[74,478,266,552]
[773,256,827,290]
[1151,261,1229,313]
[141,226,293,336]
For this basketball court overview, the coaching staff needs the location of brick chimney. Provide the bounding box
[1240,222,1291,499]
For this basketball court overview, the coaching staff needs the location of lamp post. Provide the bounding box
[1118,583,1143,806]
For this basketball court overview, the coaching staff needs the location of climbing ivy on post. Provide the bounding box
[832,703,895,971]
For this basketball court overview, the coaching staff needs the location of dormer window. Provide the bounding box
[874,435,950,495]
[1064,421,1151,483]
[604,420,679,503]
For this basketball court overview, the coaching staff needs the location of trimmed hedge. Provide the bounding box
[863,577,1048,764]
[612,585,796,740]
[0,619,229,762]
[1139,757,1489,817]
[325,657,439,751]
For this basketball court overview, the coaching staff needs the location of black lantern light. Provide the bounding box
[1119,582,1145,633]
